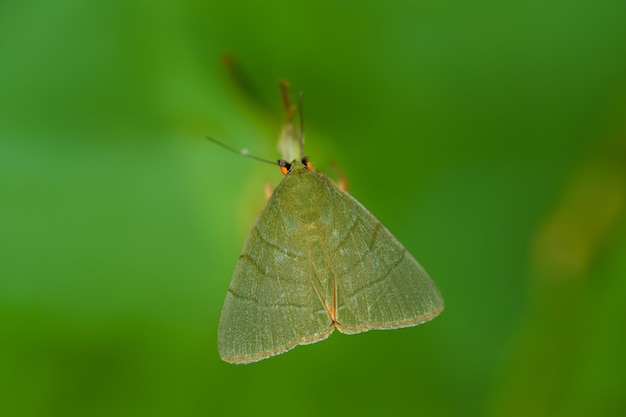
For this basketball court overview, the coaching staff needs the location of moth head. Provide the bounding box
[278,157,313,175]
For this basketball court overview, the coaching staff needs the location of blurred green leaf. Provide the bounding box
[1,1,625,416]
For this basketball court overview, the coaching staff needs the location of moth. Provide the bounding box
[215,82,443,364]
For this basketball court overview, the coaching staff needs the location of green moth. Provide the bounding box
[217,86,443,364]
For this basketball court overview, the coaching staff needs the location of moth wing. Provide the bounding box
[325,185,444,333]
[218,192,333,364]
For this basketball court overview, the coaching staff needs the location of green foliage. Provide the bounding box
[1,1,625,416]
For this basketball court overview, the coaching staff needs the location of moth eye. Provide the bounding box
[302,157,313,170]
[278,160,291,175]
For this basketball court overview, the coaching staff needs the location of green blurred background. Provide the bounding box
[1,1,625,416]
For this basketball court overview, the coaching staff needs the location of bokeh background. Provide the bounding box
[1,1,625,416]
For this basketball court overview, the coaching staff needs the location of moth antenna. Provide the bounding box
[207,137,276,166]
[298,91,305,160]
